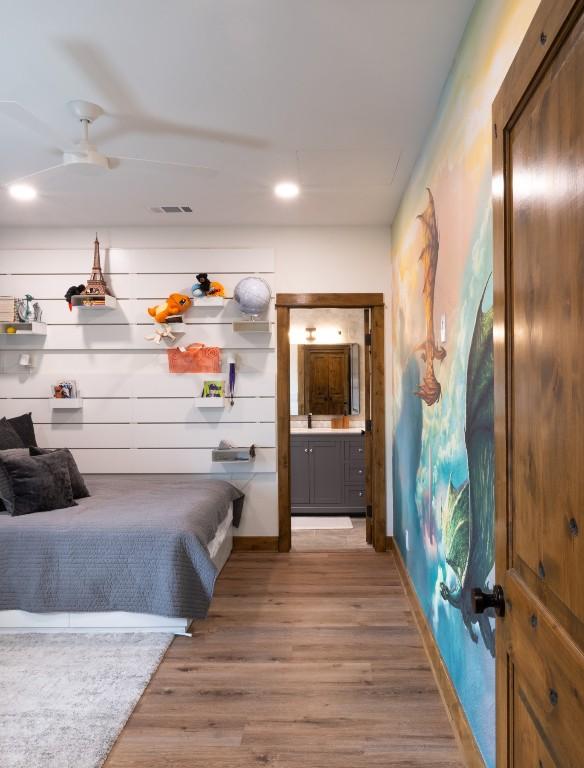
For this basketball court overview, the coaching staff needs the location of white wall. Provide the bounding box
[0,226,392,534]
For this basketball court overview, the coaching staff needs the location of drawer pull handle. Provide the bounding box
[358,448,363,453]
[304,448,309,453]
[357,469,363,475]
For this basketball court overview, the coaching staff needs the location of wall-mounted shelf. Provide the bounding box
[71,295,117,309]
[192,297,224,307]
[49,398,83,410]
[194,397,225,408]
[212,445,256,463]
[0,321,47,336]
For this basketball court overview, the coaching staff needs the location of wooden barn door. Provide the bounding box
[492,0,584,765]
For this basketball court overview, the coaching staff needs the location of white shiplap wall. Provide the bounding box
[0,247,276,535]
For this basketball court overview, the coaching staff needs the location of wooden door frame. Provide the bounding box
[492,0,582,763]
[276,293,386,552]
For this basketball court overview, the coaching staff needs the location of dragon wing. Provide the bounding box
[441,478,470,585]
[462,280,495,589]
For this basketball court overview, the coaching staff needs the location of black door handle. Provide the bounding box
[471,585,505,617]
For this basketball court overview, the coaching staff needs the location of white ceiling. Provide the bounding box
[0,0,475,228]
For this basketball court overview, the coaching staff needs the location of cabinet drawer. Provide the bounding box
[345,463,366,482]
[344,442,365,461]
[345,485,366,506]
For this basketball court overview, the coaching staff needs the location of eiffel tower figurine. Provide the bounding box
[82,234,111,301]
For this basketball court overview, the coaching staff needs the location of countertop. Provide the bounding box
[290,428,364,435]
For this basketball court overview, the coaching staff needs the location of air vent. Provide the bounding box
[149,205,193,214]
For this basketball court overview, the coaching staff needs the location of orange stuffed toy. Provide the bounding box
[148,293,192,324]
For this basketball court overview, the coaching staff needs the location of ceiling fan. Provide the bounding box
[1,99,217,186]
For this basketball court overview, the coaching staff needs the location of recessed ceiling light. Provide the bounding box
[9,184,37,202]
[274,181,300,200]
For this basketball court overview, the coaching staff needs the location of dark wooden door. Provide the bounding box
[290,439,310,505]
[493,1,584,765]
[305,345,350,414]
[310,440,343,505]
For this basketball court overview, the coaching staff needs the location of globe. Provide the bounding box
[233,277,271,317]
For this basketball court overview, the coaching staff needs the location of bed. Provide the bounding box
[0,475,243,634]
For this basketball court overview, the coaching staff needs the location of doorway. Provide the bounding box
[276,293,386,553]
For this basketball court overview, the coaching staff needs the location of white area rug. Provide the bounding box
[292,516,354,531]
[0,632,172,768]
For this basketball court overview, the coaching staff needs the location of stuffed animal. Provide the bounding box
[192,273,211,297]
[148,293,192,324]
[192,273,225,298]
[209,281,225,297]
[65,284,85,311]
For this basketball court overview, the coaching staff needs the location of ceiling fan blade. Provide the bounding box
[110,155,218,177]
[3,163,66,187]
[0,101,67,152]
[57,39,268,150]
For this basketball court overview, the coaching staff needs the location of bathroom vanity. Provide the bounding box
[290,430,366,516]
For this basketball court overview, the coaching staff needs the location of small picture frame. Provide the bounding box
[51,380,78,399]
[201,380,224,398]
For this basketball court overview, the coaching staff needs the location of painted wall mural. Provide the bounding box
[390,1,539,766]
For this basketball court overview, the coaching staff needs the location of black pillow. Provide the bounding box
[0,450,76,516]
[0,448,30,514]
[29,447,90,499]
[7,412,37,447]
[0,418,25,450]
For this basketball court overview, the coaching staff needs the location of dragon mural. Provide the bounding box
[439,281,495,657]
[414,188,447,406]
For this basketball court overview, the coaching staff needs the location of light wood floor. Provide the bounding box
[291,517,369,551]
[105,547,463,767]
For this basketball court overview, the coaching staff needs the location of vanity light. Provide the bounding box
[274,181,300,200]
[305,327,316,342]
[9,184,37,201]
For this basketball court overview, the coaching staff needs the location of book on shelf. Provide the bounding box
[0,297,15,321]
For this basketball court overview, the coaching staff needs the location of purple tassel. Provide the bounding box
[229,362,236,406]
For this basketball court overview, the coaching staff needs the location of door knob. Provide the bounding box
[471,585,505,617]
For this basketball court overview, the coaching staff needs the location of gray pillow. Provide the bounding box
[0,418,25,450]
[0,448,30,514]
[0,450,76,516]
[29,447,90,499]
[7,412,37,447]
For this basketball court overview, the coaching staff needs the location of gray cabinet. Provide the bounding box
[290,441,311,505]
[310,440,343,505]
[290,433,365,516]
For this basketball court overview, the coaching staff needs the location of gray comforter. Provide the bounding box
[0,475,244,618]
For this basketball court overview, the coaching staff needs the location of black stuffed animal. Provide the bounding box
[193,272,212,297]
[65,284,85,311]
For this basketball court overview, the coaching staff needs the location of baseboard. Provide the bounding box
[232,536,279,551]
[393,543,486,768]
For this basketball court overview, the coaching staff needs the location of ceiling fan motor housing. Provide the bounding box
[63,147,110,174]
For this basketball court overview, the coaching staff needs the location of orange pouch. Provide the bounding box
[167,343,221,373]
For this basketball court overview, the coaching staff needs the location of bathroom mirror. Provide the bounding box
[289,307,364,417]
